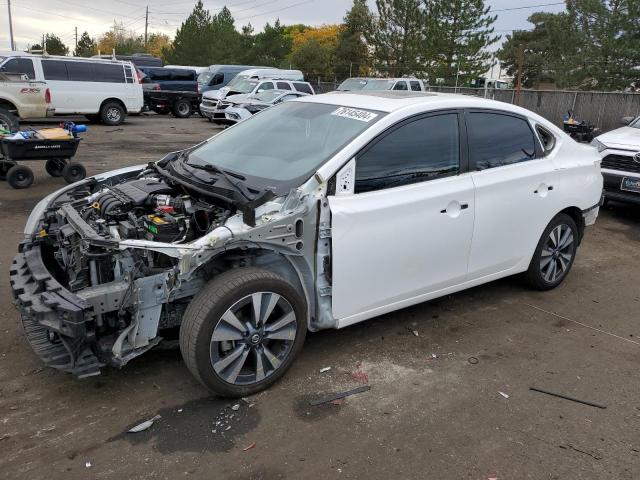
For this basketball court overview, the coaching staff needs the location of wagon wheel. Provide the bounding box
[45,158,68,177]
[0,158,17,181]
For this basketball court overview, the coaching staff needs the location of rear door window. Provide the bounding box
[410,81,421,91]
[2,58,36,79]
[66,61,94,81]
[467,112,537,170]
[277,81,292,90]
[293,82,314,94]
[91,63,125,83]
[392,81,408,91]
[42,60,69,81]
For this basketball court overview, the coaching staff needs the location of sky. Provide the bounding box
[0,0,567,53]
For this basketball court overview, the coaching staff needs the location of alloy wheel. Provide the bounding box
[540,223,574,283]
[209,291,297,386]
[107,107,121,122]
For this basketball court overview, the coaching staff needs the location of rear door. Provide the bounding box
[465,110,559,279]
[329,111,475,323]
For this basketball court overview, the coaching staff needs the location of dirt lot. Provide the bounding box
[1,115,639,480]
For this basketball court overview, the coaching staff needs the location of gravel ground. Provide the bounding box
[1,114,639,480]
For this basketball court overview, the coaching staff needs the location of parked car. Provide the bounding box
[592,116,640,205]
[205,68,306,101]
[337,77,425,92]
[0,70,54,131]
[197,65,268,94]
[212,89,309,124]
[138,67,198,92]
[200,77,315,121]
[10,92,602,397]
[144,89,201,118]
[0,53,143,125]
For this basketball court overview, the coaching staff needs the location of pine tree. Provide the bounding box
[251,20,292,67]
[335,0,373,78]
[427,0,499,85]
[44,34,69,56]
[209,6,242,64]
[164,0,214,66]
[74,32,96,57]
[368,0,425,77]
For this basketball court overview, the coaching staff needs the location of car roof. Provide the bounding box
[297,90,542,117]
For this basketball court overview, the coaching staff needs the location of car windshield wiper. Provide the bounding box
[185,160,255,201]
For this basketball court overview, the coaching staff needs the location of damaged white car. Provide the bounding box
[10,91,603,397]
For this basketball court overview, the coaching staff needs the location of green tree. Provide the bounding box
[250,20,293,67]
[567,0,637,90]
[208,6,242,63]
[427,0,499,85]
[44,34,69,56]
[164,0,214,66]
[498,12,578,88]
[335,0,373,78]
[367,0,425,77]
[74,31,96,57]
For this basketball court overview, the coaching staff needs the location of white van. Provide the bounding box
[0,53,143,125]
[164,65,210,75]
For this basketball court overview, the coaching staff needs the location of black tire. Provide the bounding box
[45,158,67,177]
[524,213,579,290]
[62,162,86,184]
[172,99,192,118]
[179,267,307,397]
[0,159,17,180]
[0,108,19,132]
[99,101,125,126]
[7,165,34,189]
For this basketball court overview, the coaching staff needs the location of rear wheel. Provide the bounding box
[179,268,307,397]
[45,158,67,177]
[0,108,19,132]
[7,165,34,189]
[62,162,86,184]
[100,102,125,126]
[524,213,578,290]
[172,99,192,118]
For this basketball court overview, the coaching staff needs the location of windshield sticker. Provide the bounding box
[331,107,378,123]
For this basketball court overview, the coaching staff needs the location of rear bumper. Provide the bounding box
[9,241,103,377]
[602,170,640,205]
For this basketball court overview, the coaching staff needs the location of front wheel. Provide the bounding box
[524,213,578,290]
[179,268,307,397]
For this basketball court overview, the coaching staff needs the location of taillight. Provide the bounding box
[154,85,160,91]
[136,70,142,83]
[44,88,51,103]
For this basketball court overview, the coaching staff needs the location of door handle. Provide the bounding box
[440,202,469,214]
[534,185,554,194]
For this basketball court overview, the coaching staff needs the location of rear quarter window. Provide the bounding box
[91,63,126,83]
[293,82,313,94]
[42,60,68,81]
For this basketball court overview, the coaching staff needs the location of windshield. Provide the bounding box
[188,102,385,183]
[226,78,258,93]
[629,117,640,129]
[361,79,395,91]
[198,71,214,85]
[252,90,283,102]
[338,78,368,91]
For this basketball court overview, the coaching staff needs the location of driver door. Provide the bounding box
[328,112,475,324]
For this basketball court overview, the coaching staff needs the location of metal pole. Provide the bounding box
[74,26,78,53]
[515,46,523,106]
[454,61,460,93]
[8,0,15,51]
[349,62,353,77]
[144,5,149,46]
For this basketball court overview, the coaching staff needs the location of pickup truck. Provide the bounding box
[0,72,53,131]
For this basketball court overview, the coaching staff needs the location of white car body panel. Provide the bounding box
[329,174,475,320]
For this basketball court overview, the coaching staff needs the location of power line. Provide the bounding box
[491,2,565,13]
[236,0,316,21]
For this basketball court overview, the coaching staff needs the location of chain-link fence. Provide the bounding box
[311,81,640,133]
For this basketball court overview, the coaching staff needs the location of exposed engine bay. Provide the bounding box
[10,159,326,378]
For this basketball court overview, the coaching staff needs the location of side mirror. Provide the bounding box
[621,116,634,126]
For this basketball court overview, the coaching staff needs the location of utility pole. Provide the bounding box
[144,5,149,46]
[515,45,524,106]
[7,0,15,51]
[74,26,78,53]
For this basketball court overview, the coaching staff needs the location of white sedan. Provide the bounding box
[12,91,603,397]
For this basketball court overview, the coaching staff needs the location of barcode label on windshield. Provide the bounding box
[331,107,378,122]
